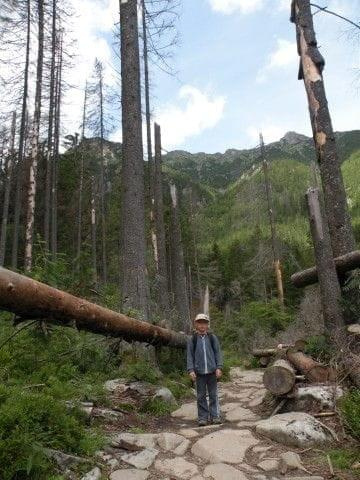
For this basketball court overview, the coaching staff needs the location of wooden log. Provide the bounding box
[0,267,187,348]
[253,341,305,358]
[253,348,279,358]
[286,350,336,382]
[291,251,360,288]
[259,356,270,367]
[263,359,296,395]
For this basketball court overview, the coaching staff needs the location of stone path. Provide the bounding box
[94,368,328,480]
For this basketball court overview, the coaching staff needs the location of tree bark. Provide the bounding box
[0,267,187,348]
[12,0,31,269]
[154,123,170,316]
[24,0,44,271]
[263,359,296,396]
[119,0,149,319]
[291,251,360,288]
[291,0,356,257]
[98,61,107,283]
[90,176,97,287]
[287,349,336,382]
[306,187,344,333]
[0,111,16,266]
[169,183,191,332]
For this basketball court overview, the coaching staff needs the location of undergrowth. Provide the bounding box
[339,389,360,441]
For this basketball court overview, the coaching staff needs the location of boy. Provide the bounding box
[186,313,223,426]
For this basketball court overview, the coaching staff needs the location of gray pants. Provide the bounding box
[195,372,220,421]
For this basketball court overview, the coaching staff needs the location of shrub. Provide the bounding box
[140,398,174,416]
[304,335,334,363]
[119,360,162,384]
[339,389,360,441]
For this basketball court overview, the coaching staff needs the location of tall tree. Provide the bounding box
[24,0,44,271]
[119,0,149,319]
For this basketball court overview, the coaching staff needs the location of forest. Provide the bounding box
[0,0,359,479]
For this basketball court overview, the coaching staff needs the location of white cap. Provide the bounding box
[195,313,210,322]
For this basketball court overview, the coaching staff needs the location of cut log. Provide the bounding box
[263,359,296,396]
[253,348,279,358]
[253,341,305,358]
[286,350,336,382]
[0,267,187,348]
[259,356,270,367]
[291,251,360,288]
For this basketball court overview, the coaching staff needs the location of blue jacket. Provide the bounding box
[186,333,223,375]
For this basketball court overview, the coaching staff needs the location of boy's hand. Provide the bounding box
[216,369,222,379]
[189,371,196,381]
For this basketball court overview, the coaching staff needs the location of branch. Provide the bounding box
[310,3,360,30]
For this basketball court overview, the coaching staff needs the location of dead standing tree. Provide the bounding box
[260,133,284,306]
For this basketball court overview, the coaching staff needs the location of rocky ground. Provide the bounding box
[78,368,355,480]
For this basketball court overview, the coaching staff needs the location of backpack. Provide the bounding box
[192,333,217,353]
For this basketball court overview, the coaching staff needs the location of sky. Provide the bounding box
[64,0,360,153]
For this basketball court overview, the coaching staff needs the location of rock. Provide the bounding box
[293,386,343,410]
[178,428,200,438]
[248,391,266,407]
[95,450,119,470]
[157,432,189,454]
[225,406,259,422]
[111,432,157,449]
[283,477,324,480]
[348,324,360,335]
[66,401,94,417]
[81,467,102,480]
[253,446,272,454]
[153,387,177,405]
[121,447,158,469]
[230,368,263,384]
[171,402,197,420]
[155,457,199,479]
[93,408,124,423]
[109,470,150,480]
[44,448,87,470]
[128,381,155,396]
[203,463,248,479]
[191,429,259,463]
[256,412,336,447]
[104,378,129,393]
[352,462,360,470]
[258,459,279,471]
[279,451,309,474]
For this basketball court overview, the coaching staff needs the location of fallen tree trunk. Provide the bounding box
[291,251,360,288]
[0,267,187,348]
[253,340,305,358]
[287,350,336,382]
[263,359,296,395]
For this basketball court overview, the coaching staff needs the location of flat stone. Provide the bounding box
[104,379,128,393]
[230,369,263,384]
[121,448,158,469]
[157,432,189,454]
[248,391,266,407]
[253,446,272,454]
[236,421,257,428]
[95,451,119,470]
[279,451,308,474]
[155,457,199,479]
[171,402,197,420]
[178,428,200,438]
[109,470,150,480]
[203,463,248,480]
[255,412,336,448]
[191,476,205,480]
[225,406,259,422]
[111,433,157,449]
[222,403,240,413]
[191,429,259,463]
[81,467,101,480]
[258,459,279,471]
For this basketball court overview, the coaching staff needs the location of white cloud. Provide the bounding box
[209,0,264,15]
[154,85,226,149]
[256,38,297,82]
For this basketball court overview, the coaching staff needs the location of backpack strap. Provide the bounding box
[192,333,216,352]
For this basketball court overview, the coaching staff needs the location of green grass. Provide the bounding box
[339,389,360,441]
[328,448,360,473]
[139,398,175,416]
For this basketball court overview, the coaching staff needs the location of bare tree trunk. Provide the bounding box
[0,112,16,266]
[306,187,344,333]
[24,0,44,271]
[99,65,107,283]
[169,182,191,332]
[291,0,356,257]
[44,0,57,252]
[260,133,284,306]
[154,123,170,317]
[189,187,202,304]
[119,0,149,319]
[90,176,97,287]
[12,0,31,270]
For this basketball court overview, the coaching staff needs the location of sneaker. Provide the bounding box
[198,419,207,427]
[211,417,222,425]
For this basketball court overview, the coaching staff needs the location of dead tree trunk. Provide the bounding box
[12,0,31,270]
[169,183,191,332]
[306,188,344,333]
[0,267,187,348]
[90,176,97,287]
[287,349,336,382]
[291,0,356,257]
[154,123,170,316]
[24,0,44,271]
[260,133,284,306]
[0,112,16,266]
[263,359,296,395]
[119,0,149,319]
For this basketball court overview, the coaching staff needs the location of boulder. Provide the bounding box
[191,429,259,463]
[109,470,150,480]
[104,379,129,394]
[255,412,336,447]
[81,467,102,480]
[121,447,159,469]
[93,408,124,423]
[203,463,248,480]
[153,387,177,405]
[171,402,197,420]
[292,386,343,410]
[128,381,155,396]
[154,457,199,479]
